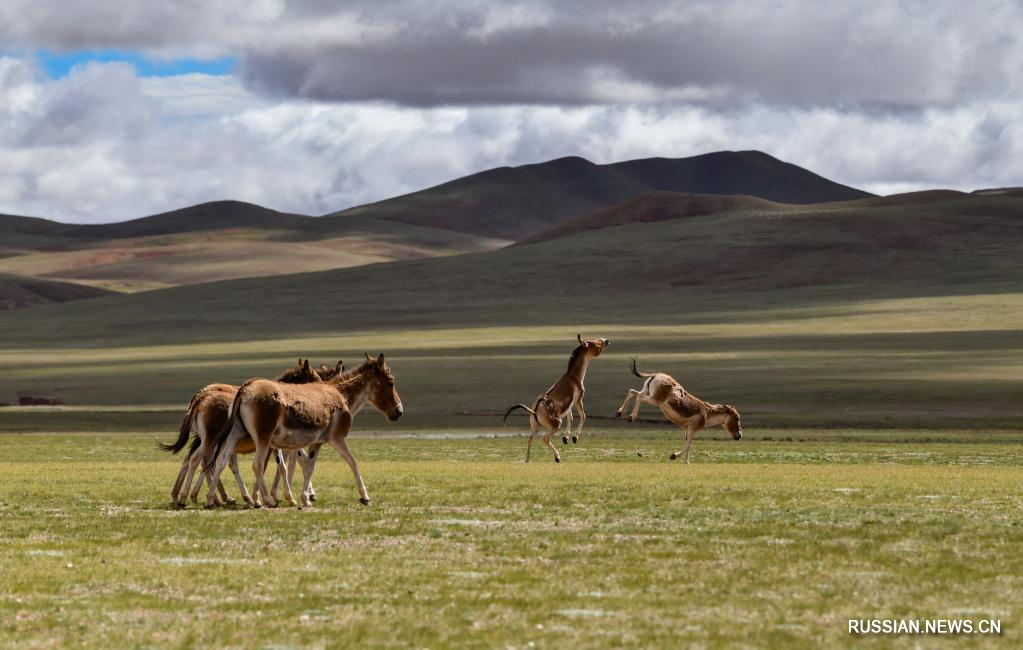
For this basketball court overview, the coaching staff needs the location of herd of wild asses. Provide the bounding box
[162,336,742,508]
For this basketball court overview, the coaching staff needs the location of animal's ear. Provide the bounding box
[297,357,303,366]
[365,352,373,363]
[377,353,386,366]
[335,360,343,372]
[319,364,330,373]
[303,359,310,370]
[577,333,583,344]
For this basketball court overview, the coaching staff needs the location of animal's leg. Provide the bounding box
[562,409,573,445]
[270,451,283,503]
[204,429,246,508]
[216,478,235,505]
[543,427,562,463]
[250,443,275,508]
[572,398,586,443]
[170,443,193,503]
[182,437,214,506]
[330,436,370,506]
[294,450,316,501]
[629,390,652,422]
[526,417,538,463]
[616,389,641,418]
[670,423,700,464]
[299,445,322,507]
[277,450,298,506]
[226,452,254,506]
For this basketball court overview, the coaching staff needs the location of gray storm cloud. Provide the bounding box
[3,0,1022,108]
[0,1,1021,222]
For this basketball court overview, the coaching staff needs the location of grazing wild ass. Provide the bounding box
[503,335,610,462]
[204,353,402,508]
[161,359,341,508]
[616,358,742,463]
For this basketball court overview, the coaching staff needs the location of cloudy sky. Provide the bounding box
[2,0,1022,223]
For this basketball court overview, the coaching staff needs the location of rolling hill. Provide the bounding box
[329,150,873,239]
[522,192,786,243]
[1,190,1018,346]
[0,201,508,296]
[0,273,114,311]
[1,190,1020,429]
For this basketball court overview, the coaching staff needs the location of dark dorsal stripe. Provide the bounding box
[566,344,587,371]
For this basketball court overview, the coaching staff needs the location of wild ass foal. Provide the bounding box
[204,354,403,508]
[161,359,341,508]
[504,335,610,462]
[617,359,742,464]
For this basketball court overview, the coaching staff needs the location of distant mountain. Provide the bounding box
[0,273,113,311]
[330,150,873,240]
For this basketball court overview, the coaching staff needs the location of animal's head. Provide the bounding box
[724,405,742,440]
[318,360,344,380]
[577,334,611,357]
[278,358,324,384]
[364,353,403,421]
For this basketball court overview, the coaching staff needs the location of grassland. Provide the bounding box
[1,431,1020,648]
[1,291,1020,432]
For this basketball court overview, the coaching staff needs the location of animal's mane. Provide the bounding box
[276,364,321,384]
[566,344,587,371]
[330,359,392,388]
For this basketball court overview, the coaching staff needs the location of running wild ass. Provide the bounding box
[617,358,742,463]
[504,335,610,462]
[204,353,402,508]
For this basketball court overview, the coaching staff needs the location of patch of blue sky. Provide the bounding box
[35,49,235,78]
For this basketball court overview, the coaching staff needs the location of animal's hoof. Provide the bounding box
[615,410,622,418]
[174,501,186,510]
[571,435,578,444]
[359,497,371,506]
[627,417,635,423]
[561,436,569,444]
[669,453,678,460]
[554,457,561,463]
[223,497,237,505]
[203,503,216,510]
[309,494,317,502]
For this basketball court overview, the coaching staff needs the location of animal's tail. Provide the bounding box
[157,392,201,453]
[202,388,245,473]
[631,357,655,379]
[503,403,537,423]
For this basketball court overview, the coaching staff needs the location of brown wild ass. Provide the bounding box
[504,335,610,462]
[161,359,341,508]
[616,358,742,463]
[204,353,402,508]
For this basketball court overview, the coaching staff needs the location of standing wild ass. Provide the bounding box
[504,335,610,462]
[161,359,342,508]
[204,353,402,508]
[616,358,742,463]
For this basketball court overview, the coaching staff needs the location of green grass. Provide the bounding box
[2,292,1021,431]
[1,431,1021,648]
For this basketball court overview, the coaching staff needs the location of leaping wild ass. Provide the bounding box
[617,359,742,463]
[160,358,343,508]
[204,353,402,508]
[504,335,610,462]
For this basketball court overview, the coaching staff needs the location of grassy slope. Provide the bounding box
[0,202,508,294]
[329,150,872,240]
[0,192,1020,429]
[0,273,114,311]
[1,432,1020,647]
